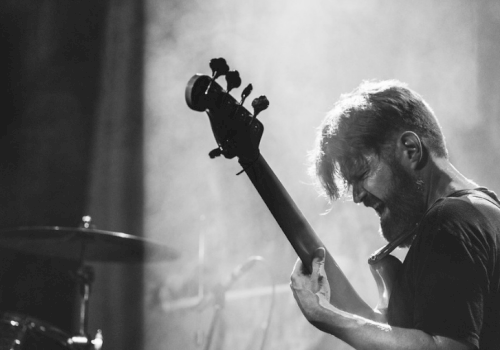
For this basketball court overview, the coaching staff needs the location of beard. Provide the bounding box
[378,159,426,247]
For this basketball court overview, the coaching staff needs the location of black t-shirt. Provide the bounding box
[387,188,500,350]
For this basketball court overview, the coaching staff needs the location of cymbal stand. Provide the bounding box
[71,265,103,349]
[71,216,103,349]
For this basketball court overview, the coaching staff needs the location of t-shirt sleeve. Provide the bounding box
[411,200,490,348]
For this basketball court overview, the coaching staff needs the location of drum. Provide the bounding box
[0,313,75,350]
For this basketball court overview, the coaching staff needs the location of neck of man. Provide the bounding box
[422,156,478,209]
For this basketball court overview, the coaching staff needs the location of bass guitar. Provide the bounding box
[185,58,401,321]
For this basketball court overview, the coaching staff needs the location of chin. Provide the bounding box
[379,219,416,248]
[379,227,396,244]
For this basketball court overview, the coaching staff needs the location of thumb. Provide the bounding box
[311,247,326,275]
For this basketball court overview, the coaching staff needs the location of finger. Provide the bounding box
[291,257,304,277]
[290,257,304,288]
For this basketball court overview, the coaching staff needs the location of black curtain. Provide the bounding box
[0,1,145,349]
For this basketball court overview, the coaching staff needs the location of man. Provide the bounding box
[290,80,500,350]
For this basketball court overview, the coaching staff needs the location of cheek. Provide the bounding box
[364,163,393,199]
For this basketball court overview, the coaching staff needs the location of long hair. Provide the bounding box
[310,80,447,201]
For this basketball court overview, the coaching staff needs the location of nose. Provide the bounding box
[352,182,367,204]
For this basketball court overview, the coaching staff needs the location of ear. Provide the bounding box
[397,131,424,170]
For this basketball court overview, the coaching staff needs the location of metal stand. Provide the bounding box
[203,285,226,350]
[71,265,103,350]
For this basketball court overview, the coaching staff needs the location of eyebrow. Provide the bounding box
[341,152,377,184]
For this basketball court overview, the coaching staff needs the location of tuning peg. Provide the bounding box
[209,58,229,80]
[240,84,253,105]
[208,148,223,159]
[251,95,269,120]
[231,83,253,121]
[225,70,241,93]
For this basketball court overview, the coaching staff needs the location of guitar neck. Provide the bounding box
[240,154,374,317]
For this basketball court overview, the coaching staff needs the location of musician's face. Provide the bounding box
[350,153,426,246]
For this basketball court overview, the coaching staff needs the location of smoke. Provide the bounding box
[142,1,487,349]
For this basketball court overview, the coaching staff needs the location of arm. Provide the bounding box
[290,248,474,350]
[241,155,378,319]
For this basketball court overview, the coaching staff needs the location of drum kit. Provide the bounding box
[0,216,179,350]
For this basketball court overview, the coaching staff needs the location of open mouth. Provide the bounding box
[373,203,385,217]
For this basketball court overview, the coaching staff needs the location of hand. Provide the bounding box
[290,247,331,323]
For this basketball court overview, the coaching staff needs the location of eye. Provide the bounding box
[354,170,369,183]
[346,170,368,187]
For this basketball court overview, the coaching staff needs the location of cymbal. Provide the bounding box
[0,226,179,263]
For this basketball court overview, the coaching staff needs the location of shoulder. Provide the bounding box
[429,189,500,227]
[417,188,500,255]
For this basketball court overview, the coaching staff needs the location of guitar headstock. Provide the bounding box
[185,58,269,162]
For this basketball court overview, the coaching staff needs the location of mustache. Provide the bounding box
[362,193,383,209]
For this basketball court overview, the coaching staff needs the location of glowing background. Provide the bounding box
[141,1,498,349]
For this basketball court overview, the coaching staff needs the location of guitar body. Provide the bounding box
[369,254,402,315]
[185,62,400,322]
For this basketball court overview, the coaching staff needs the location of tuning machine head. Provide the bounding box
[240,84,253,105]
[209,57,230,80]
[186,58,267,162]
[251,96,269,119]
[225,70,241,93]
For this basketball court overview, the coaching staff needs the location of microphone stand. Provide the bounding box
[203,284,227,350]
[199,256,263,350]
